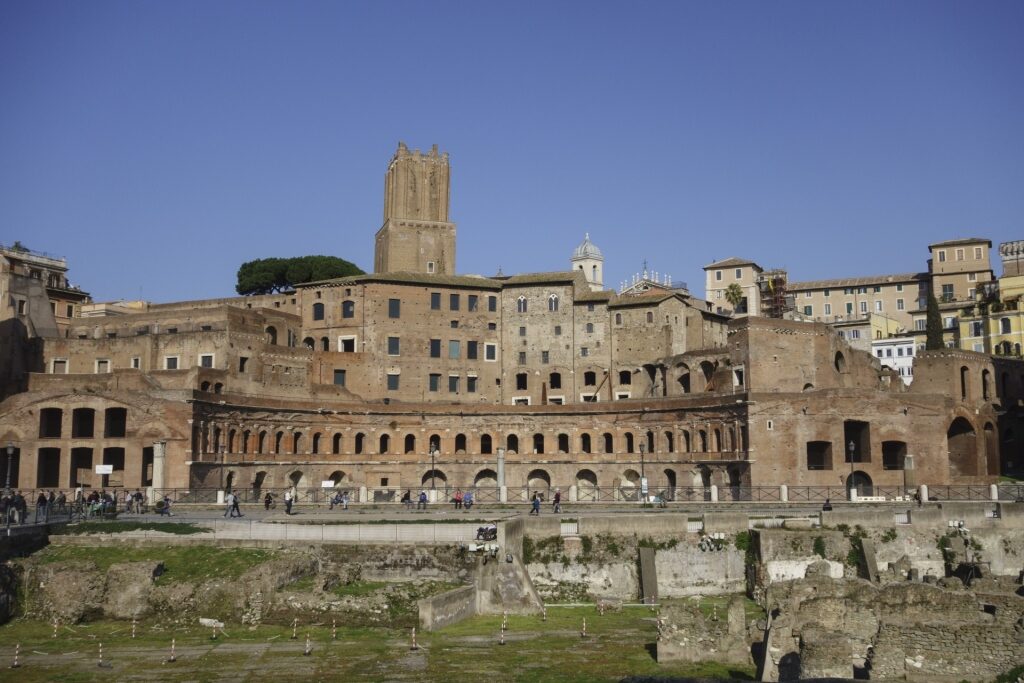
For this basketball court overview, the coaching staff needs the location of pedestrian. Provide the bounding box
[401,490,412,510]
[552,488,562,514]
[224,491,234,517]
[264,491,274,510]
[159,495,173,516]
[417,490,428,510]
[284,489,293,515]
[454,489,463,510]
[463,489,474,511]
[232,491,243,517]
[55,490,67,514]
[530,492,541,516]
[14,492,27,524]
[35,491,48,523]
[822,497,832,512]
[341,491,349,510]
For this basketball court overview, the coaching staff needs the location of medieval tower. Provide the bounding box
[373,142,456,275]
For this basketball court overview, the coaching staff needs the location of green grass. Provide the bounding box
[0,606,756,681]
[27,545,275,584]
[332,580,388,597]
[58,521,210,535]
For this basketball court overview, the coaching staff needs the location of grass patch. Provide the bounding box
[28,545,274,584]
[58,521,210,536]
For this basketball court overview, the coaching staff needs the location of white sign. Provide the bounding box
[640,477,649,496]
[320,480,336,489]
[95,464,114,475]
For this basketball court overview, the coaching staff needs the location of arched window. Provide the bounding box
[342,300,355,318]
[480,434,493,454]
[664,431,674,453]
[332,433,342,454]
[379,434,390,454]
[404,434,416,454]
[312,302,325,321]
[982,369,991,401]
[292,432,302,454]
[646,311,653,323]
[506,434,519,453]
[584,371,596,386]
[681,430,691,453]
[274,431,284,454]
[619,370,631,385]
[624,432,635,453]
[257,431,267,454]
[548,294,559,312]
[603,433,614,453]
[533,433,545,454]
[455,434,467,453]
[311,432,321,455]
[960,366,969,400]
[557,433,569,453]
[581,433,592,453]
[265,326,278,345]
[1001,317,1011,334]
[834,351,847,373]
[517,296,527,313]
[549,372,562,389]
[303,337,315,349]
[241,430,250,454]
[429,434,441,452]
[355,432,365,455]
[320,337,329,351]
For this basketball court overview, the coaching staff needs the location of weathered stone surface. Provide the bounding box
[22,561,105,623]
[102,561,162,619]
[656,597,751,666]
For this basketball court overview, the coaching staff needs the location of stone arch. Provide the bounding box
[404,434,416,454]
[332,433,342,455]
[580,433,592,454]
[699,361,716,391]
[265,326,278,345]
[328,470,348,486]
[252,470,268,491]
[454,433,467,454]
[834,351,847,373]
[480,434,493,454]
[288,470,305,488]
[526,468,551,491]
[602,433,613,454]
[475,468,498,487]
[200,381,211,392]
[847,470,873,496]
[302,336,315,349]
[675,362,691,394]
[506,434,519,454]
[803,383,814,392]
[576,468,598,500]
[947,417,978,477]
[422,469,447,487]
[379,433,390,454]
[557,433,569,453]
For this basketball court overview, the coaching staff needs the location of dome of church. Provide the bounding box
[572,233,603,261]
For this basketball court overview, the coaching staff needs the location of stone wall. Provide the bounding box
[418,585,477,631]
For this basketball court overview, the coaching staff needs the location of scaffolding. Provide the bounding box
[756,268,790,319]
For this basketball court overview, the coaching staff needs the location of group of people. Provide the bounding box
[451,489,475,510]
[529,488,561,515]
[223,491,244,517]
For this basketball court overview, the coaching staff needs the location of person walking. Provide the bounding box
[264,491,274,510]
[284,489,293,515]
[552,488,562,514]
[224,491,234,517]
[35,492,48,523]
[530,492,541,516]
[231,491,243,517]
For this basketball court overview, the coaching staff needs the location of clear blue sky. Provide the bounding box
[2,2,1022,303]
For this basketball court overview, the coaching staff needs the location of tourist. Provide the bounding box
[552,488,562,514]
[224,491,234,517]
[55,491,67,514]
[35,491,48,523]
[13,492,26,524]
[401,490,412,510]
[329,490,342,510]
[264,491,274,510]
[284,489,293,515]
[454,488,463,510]
[159,494,173,516]
[530,492,541,515]
[341,491,349,510]
[417,490,428,510]
[463,489,474,511]
[822,498,833,512]
[231,491,243,517]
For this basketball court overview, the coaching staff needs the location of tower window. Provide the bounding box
[517,296,527,313]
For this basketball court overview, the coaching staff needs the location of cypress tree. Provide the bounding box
[925,293,944,350]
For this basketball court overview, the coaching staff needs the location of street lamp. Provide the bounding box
[429,446,437,491]
[639,442,646,502]
[4,441,13,495]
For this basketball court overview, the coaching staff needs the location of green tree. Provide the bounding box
[236,256,364,295]
[925,293,944,350]
[724,282,745,312]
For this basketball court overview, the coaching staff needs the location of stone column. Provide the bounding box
[710,484,719,503]
[919,484,928,503]
[496,448,505,488]
[569,485,577,502]
[780,484,788,502]
[359,485,368,503]
[990,483,999,502]
[150,441,166,504]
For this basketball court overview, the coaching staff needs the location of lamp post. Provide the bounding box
[4,441,13,495]
[639,442,646,502]
[847,439,856,495]
[429,446,437,491]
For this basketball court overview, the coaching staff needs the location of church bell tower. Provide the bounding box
[373,142,456,275]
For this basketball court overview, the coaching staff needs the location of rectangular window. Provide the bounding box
[52,358,68,374]
[430,339,441,358]
[846,302,853,315]
[96,359,110,373]
[734,268,742,279]
[164,356,179,370]
[386,373,400,391]
[897,299,905,311]
[875,301,882,312]
[519,326,526,337]
[824,303,832,315]
[915,319,926,331]
[716,270,722,281]
[873,286,881,293]
[955,248,964,261]
[448,375,459,393]
[554,325,562,336]
[66,304,74,317]
[581,347,589,357]
[485,343,497,361]
[387,336,400,356]
[448,340,460,359]
[896,284,903,292]
[467,341,478,359]
[859,301,867,313]
[858,287,867,294]
[587,303,595,312]
[199,354,214,368]
[803,305,812,316]
[886,348,893,357]
[449,293,460,310]
[388,298,401,318]
[823,289,830,297]
[941,284,954,300]
[850,330,860,339]
[429,374,441,392]
[430,292,441,310]
[339,336,356,352]
[468,295,478,311]
[541,350,549,364]
[938,249,946,262]
[333,369,346,386]
[450,320,459,328]
[897,348,903,357]
[968,272,977,282]
[943,316,956,328]
[805,291,812,298]
[968,288,975,299]
[488,322,497,330]
[131,357,141,370]
[427,261,435,274]
[585,322,594,333]
[488,295,497,312]
[467,376,478,393]
[974,246,982,259]
[518,351,526,364]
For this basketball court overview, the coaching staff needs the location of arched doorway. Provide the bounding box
[846,471,873,497]
[576,469,598,501]
[947,417,978,477]
[620,468,640,501]
[526,469,550,497]
[474,469,498,488]
[663,468,676,501]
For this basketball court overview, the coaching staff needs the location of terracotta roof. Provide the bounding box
[788,273,926,291]
[703,256,761,270]
[929,238,991,249]
[298,272,503,290]
[499,271,582,286]
[574,290,613,302]
[608,291,679,308]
